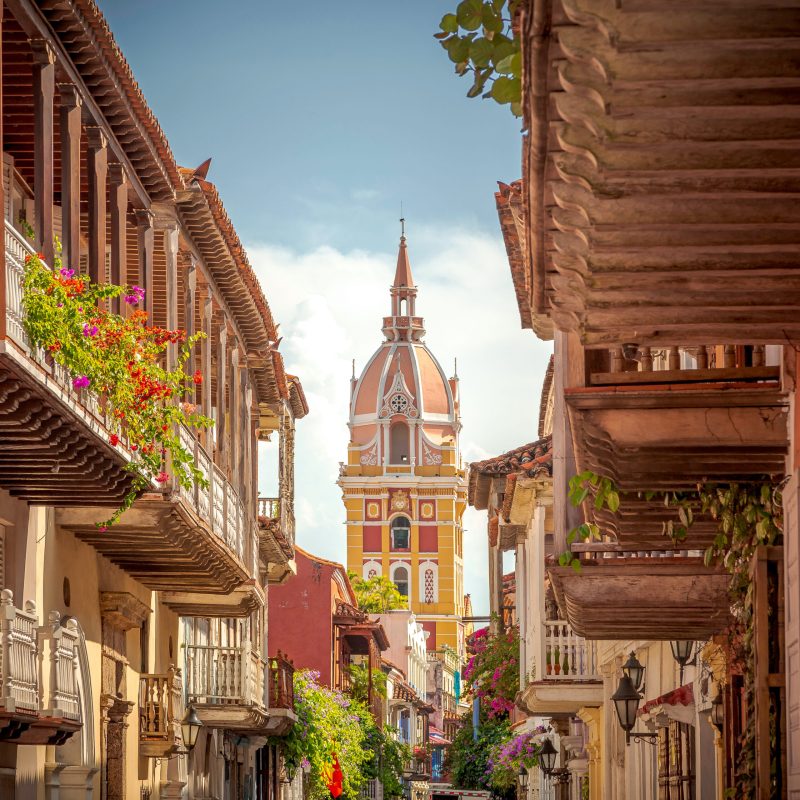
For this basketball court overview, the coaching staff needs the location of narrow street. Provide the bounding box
[0,2,795,799]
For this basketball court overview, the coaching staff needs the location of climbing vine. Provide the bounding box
[462,621,520,717]
[435,0,522,115]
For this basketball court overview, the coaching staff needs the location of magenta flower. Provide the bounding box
[155,471,170,484]
[82,323,98,337]
[59,267,75,278]
[72,375,90,389]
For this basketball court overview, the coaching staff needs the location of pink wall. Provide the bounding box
[269,548,336,686]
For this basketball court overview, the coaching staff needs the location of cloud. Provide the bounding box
[247,226,552,614]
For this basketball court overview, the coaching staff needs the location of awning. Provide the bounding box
[429,726,451,746]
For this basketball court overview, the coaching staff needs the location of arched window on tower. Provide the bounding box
[393,565,409,599]
[390,421,410,464]
[391,517,411,550]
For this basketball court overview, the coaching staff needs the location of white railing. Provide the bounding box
[40,610,80,721]
[4,219,31,346]
[184,642,266,710]
[543,620,599,680]
[361,779,383,800]
[0,589,39,712]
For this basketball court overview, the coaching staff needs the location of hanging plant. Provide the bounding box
[462,620,519,717]
[21,244,213,529]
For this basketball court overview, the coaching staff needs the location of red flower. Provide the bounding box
[155,471,170,484]
[130,444,138,451]
[109,434,119,446]
[193,370,203,385]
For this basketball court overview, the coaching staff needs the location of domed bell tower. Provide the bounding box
[338,231,467,656]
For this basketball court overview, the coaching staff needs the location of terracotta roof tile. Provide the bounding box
[495,180,531,330]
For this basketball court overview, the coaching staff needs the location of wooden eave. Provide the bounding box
[32,0,181,200]
[566,381,788,490]
[548,558,733,640]
[520,0,800,345]
[160,582,264,618]
[176,182,280,405]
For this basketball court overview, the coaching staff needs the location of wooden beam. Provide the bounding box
[201,288,213,447]
[163,223,179,370]
[86,126,107,284]
[31,39,54,265]
[216,322,228,470]
[108,163,127,312]
[58,83,81,271]
[135,208,154,324]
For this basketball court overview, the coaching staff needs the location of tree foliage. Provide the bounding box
[435,0,521,116]
[349,573,407,613]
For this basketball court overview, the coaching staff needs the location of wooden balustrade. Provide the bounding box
[543,620,599,681]
[40,610,80,721]
[268,653,295,710]
[185,642,266,710]
[139,668,182,756]
[258,497,280,519]
[594,344,776,387]
[0,589,40,713]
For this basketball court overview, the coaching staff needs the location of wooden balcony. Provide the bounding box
[0,220,134,505]
[266,653,297,735]
[566,345,787,548]
[0,591,81,745]
[403,756,432,781]
[258,495,296,585]
[519,620,602,717]
[548,550,732,640]
[57,445,258,596]
[184,642,269,732]
[139,669,183,758]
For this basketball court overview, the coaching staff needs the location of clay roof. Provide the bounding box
[538,355,555,439]
[287,375,310,419]
[393,678,420,703]
[495,179,536,334]
[393,236,415,289]
[468,436,552,507]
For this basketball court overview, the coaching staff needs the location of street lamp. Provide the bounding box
[621,651,645,694]
[538,738,558,777]
[670,640,695,684]
[710,687,725,731]
[518,765,529,791]
[611,674,657,746]
[181,705,203,751]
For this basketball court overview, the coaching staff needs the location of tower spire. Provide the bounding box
[383,222,425,342]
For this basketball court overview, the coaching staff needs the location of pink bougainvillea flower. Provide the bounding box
[82,323,98,337]
[98,526,108,532]
[72,375,90,389]
[59,267,75,278]
[155,471,170,484]
[123,294,138,305]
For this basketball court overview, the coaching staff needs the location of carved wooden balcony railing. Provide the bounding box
[0,219,134,505]
[184,642,268,731]
[258,493,296,582]
[139,668,183,758]
[268,653,295,710]
[0,591,81,744]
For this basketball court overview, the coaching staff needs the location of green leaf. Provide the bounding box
[558,551,571,567]
[457,0,483,31]
[607,490,620,513]
[574,486,590,506]
[469,37,494,68]
[482,2,504,32]
[445,35,472,63]
[510,101,523,117]
[440,13,459,33]
[495,51,521,76]
[571,558,582,574]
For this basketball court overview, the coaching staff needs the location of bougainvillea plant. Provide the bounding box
[277,670,373,800]
[462,620,520,717]
[21,245,212,528]
[487,730,541,790]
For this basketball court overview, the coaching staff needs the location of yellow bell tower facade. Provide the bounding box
[339,233,467,655]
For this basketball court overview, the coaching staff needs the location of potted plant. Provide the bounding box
[552,646,561,675]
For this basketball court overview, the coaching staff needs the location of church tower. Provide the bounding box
[339,231,467,655]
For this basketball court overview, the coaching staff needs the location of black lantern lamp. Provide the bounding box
[670,640,695,684]
[181,705,203,751]
[518,765,529,790]
[611,674,657,746]
[538,738,558,777]
[622,651,645,694]
[710,686,725,731]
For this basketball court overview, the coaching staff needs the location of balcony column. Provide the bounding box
[216,321,229,469]
[0,11,4,339]
[108,164,127,312]
[238,365,249,503]
[31,40,55,265]
[162,223,179,370]
[229,345,241,482]
[86,127,108,283]
[200,288,213,447]
[183,256,197,400]
[531,504,546,682]
[58,84,81,270]
[135,209,154,324]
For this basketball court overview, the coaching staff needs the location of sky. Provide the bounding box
[99,0,553,613]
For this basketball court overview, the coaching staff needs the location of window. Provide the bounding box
[391,517,410,550]
[393,566,409,598]
[390,421,410,463]
[424,569,434,603]
[657,720,695,800]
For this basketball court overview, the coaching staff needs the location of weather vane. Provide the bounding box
[400,201,405,238]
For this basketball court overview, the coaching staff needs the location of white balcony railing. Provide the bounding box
[40,611,80,721]
[543,620,599,680]
[184,643,266,710]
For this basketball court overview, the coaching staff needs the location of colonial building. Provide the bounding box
[0,2,305,798]
[339,233,467,656]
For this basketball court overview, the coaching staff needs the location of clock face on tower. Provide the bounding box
[389,394,409,414]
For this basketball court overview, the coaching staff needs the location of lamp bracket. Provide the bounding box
[626,730,658,747]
